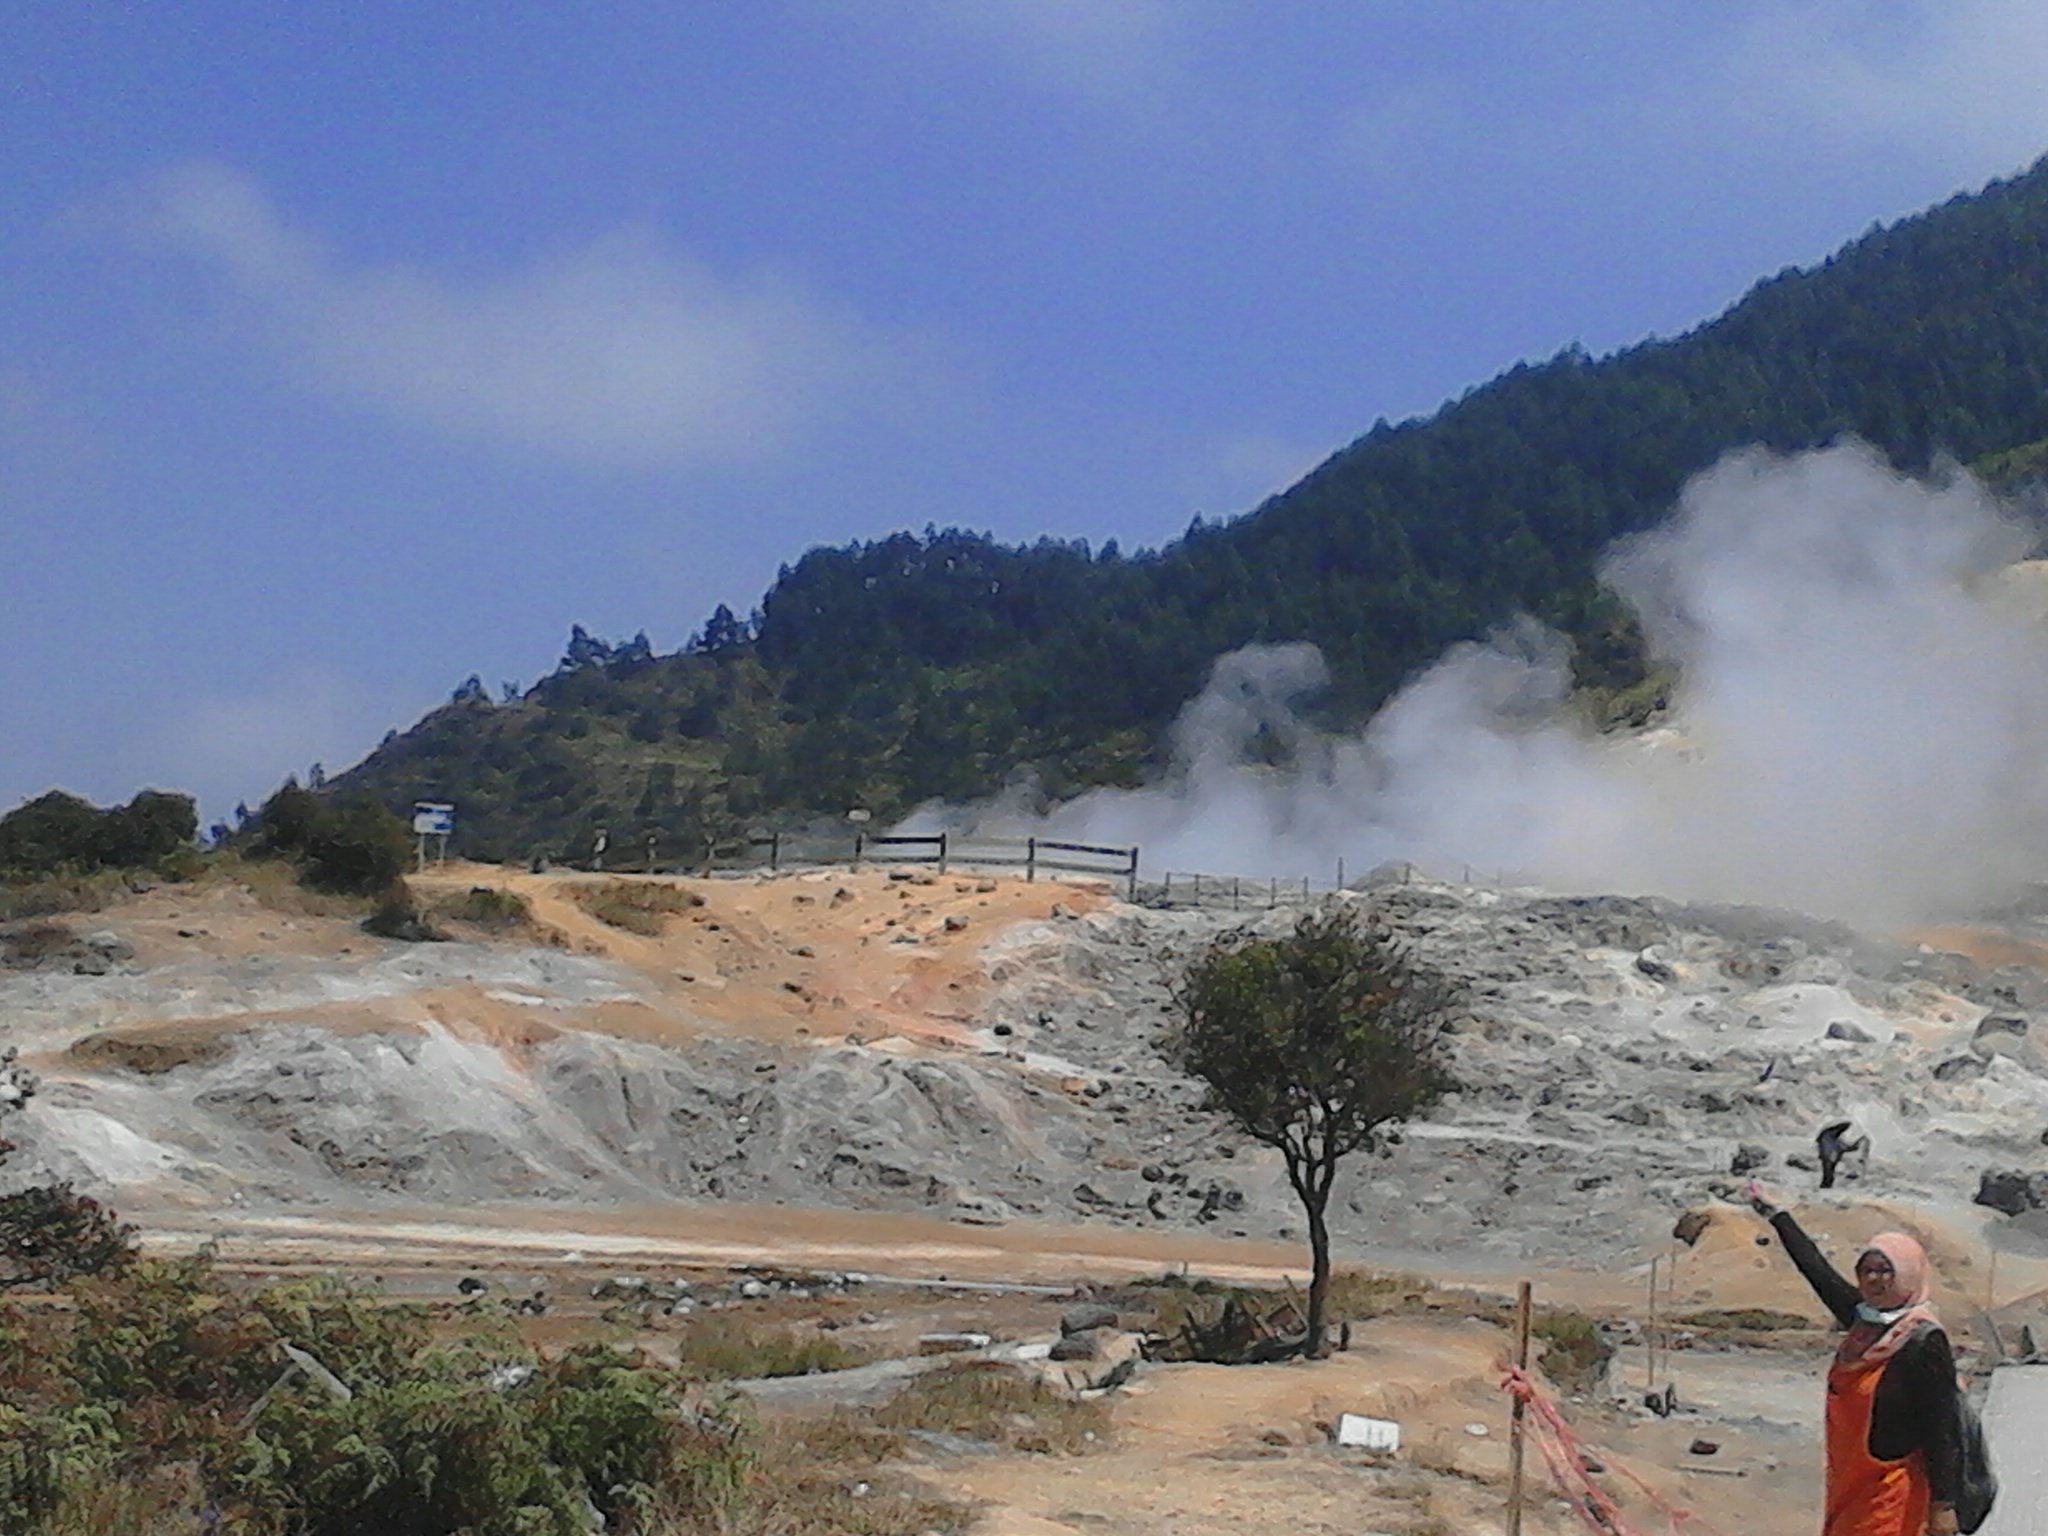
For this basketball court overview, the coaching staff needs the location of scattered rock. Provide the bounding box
[918,1332,993,1355]
[1975,1169,2048,1217]
[1635,947,1677,983]
[1972,1015,2031,1060]
[1061,1304,1120,1336]
[1689,1438,1720,1456]
[1825,1020,1876,1043]
[1729,1144,1771,1175]
[1049,1330,1102,1361]
[1673,1210,1713,1247]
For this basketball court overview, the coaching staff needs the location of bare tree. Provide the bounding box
[1170,903,1460,1354]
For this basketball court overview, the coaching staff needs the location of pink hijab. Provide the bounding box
[1836,1231,1938,1369]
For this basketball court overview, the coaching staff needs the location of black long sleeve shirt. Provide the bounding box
[1770,1210,1961,1505]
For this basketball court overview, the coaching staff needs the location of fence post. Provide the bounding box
[1646,1255,1661,1392]
[853,832,864,869]
[1302,876,1309,902]
[1127,847,1139,902]
[1270,876,1278,907]
[937,832,948,874]
[1337,857,1345,889]
[770,832,780,873]
[1026,837,1037,883]
[1507,1280,1532,1536]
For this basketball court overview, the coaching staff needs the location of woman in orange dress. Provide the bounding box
[1749,1183,1962,1536]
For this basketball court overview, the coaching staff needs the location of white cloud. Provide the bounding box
[908,0,1185,104]
[135,161,949,469]
[1707,1,2048,173]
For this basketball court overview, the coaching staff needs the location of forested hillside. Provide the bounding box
[337,155,2048,863]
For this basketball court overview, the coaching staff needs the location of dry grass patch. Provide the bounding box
[197,852,368,918]
[425,883,542,935]
[876,1361,1110,1454]
[571,878,704,935]
[0,873,125,923]
[713,1412,969,1536]
[0,920,82,969]
[34,1467,209,1536]
[673,1313,871,1381]
[67,1025,238,1076]
[1134,1267,1445,1352]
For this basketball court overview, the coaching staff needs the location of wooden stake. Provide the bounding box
[1647,1256,1661,1392]
[1987,1245,2000,1313]
[1508,1279,1532,1536]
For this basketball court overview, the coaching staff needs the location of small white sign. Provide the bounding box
[1333,1414,1401,1452]
[412,802,455,837]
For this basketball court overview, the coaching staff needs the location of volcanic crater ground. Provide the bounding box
[9,863,2048,1535]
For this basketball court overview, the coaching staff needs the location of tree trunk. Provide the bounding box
[1304,1190,1332,1356]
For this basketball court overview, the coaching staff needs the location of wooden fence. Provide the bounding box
[853,832,1141,899]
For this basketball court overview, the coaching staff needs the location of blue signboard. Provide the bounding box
[411,802,456,837]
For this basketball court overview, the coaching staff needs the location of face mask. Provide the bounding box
[1855,1300,1910,1326]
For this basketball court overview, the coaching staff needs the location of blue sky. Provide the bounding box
[6,1,2048,825]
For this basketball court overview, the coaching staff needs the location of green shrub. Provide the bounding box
[363,881,447,942]
[249,784,410,896]
[0,1186,137,1293]
[0,789,196,880]
[0,1404,120,1531]
[69,1254,271,1416]
[1532,1309,1614,1394]
[536,1350,753,1527]
[0,1255,957,1536]
[229,1351,592,1536]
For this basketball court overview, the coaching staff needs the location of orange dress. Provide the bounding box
[1826,1352,1931,1536]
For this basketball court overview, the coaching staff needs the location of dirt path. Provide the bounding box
[138,1201,1317,1286]
[923,1314,1823,1536]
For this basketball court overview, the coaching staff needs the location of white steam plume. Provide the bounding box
[906,441,2048,927]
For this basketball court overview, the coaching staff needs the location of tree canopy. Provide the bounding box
[1170,904,1460,1352]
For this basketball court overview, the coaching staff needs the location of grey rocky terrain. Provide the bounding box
[6,871,2048,1276]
